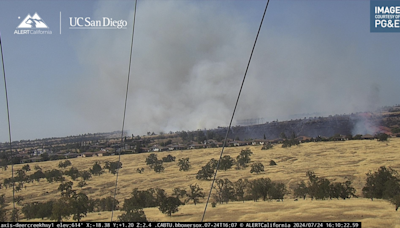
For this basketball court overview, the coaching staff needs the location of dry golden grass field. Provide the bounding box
[1,138,400,227]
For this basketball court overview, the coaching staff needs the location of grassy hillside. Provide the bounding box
[1,138,400,227]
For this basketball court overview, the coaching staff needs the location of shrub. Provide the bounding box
[162,155,176,162]
[376,133,389,141]
[77,180,87,188]
[261,143,273,150]
[250,162,264,174]
[58,160,72,169]
[269,160,277,166]
[136,168,145,174]
[22,164,31,172]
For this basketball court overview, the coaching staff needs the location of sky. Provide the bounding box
[0,0,399,142]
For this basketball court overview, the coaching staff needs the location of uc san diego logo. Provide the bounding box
[14,12,52,35]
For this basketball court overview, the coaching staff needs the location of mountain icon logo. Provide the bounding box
[17,13,49,29]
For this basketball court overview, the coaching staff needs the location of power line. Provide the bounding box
[110,0,138,222]
[0,33,16,216]
[201,0,270,222]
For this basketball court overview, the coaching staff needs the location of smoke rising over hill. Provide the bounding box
[69,1,400,137]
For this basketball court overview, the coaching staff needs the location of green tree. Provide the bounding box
[353,134,362,140]
[389,195,400,211]
[154,188,167,204]
[315,177,330,200]
[15,169,27,184]
[22,164,31,172]
[177,158,190,171]
[158,196,182,217]
[146,154,159,168]
[153,160,164,173]
[118,209,147,222]
[186,184,205,205]
[207,158,218,169]
[234,179,248,203]
[41,152,50,161]
[269,182,288,201]
[250,162,264,174]
[64,167,80,180]
[362,166,400,200]
[104,161,123,175]
[196,164,214,180]
[58,181,75,198]
[306,171,319,200]
[79,170,92,181]
[89,162,104,176]
[236,148,253,169]
[45,169,65,183]
[51,197,71,222]
[70,193,90,222]
[11,208,19,222]
[123,188,159,210]
[0,194,7,222]
[219,155,234,171]
[341,180,357,200]
[247,178,272,202]
[213,179,234,204]
[196,130,207,143]
[30,170,45,182]
[22,201,53,220]
[172,188,187,202]
[293,181,308,200]
[97,196,119,211]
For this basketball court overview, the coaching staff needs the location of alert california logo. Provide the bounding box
[14,12,53,35]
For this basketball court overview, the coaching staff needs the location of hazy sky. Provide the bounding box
[0,0,399,142]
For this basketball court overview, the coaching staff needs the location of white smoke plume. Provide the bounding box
[68,1,396,137]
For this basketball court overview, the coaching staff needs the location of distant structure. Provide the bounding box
[237,118,266,126]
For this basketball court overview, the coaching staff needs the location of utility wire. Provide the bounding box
[110,0,138,222]
[0,33,16,214]
[201,0,270,222]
